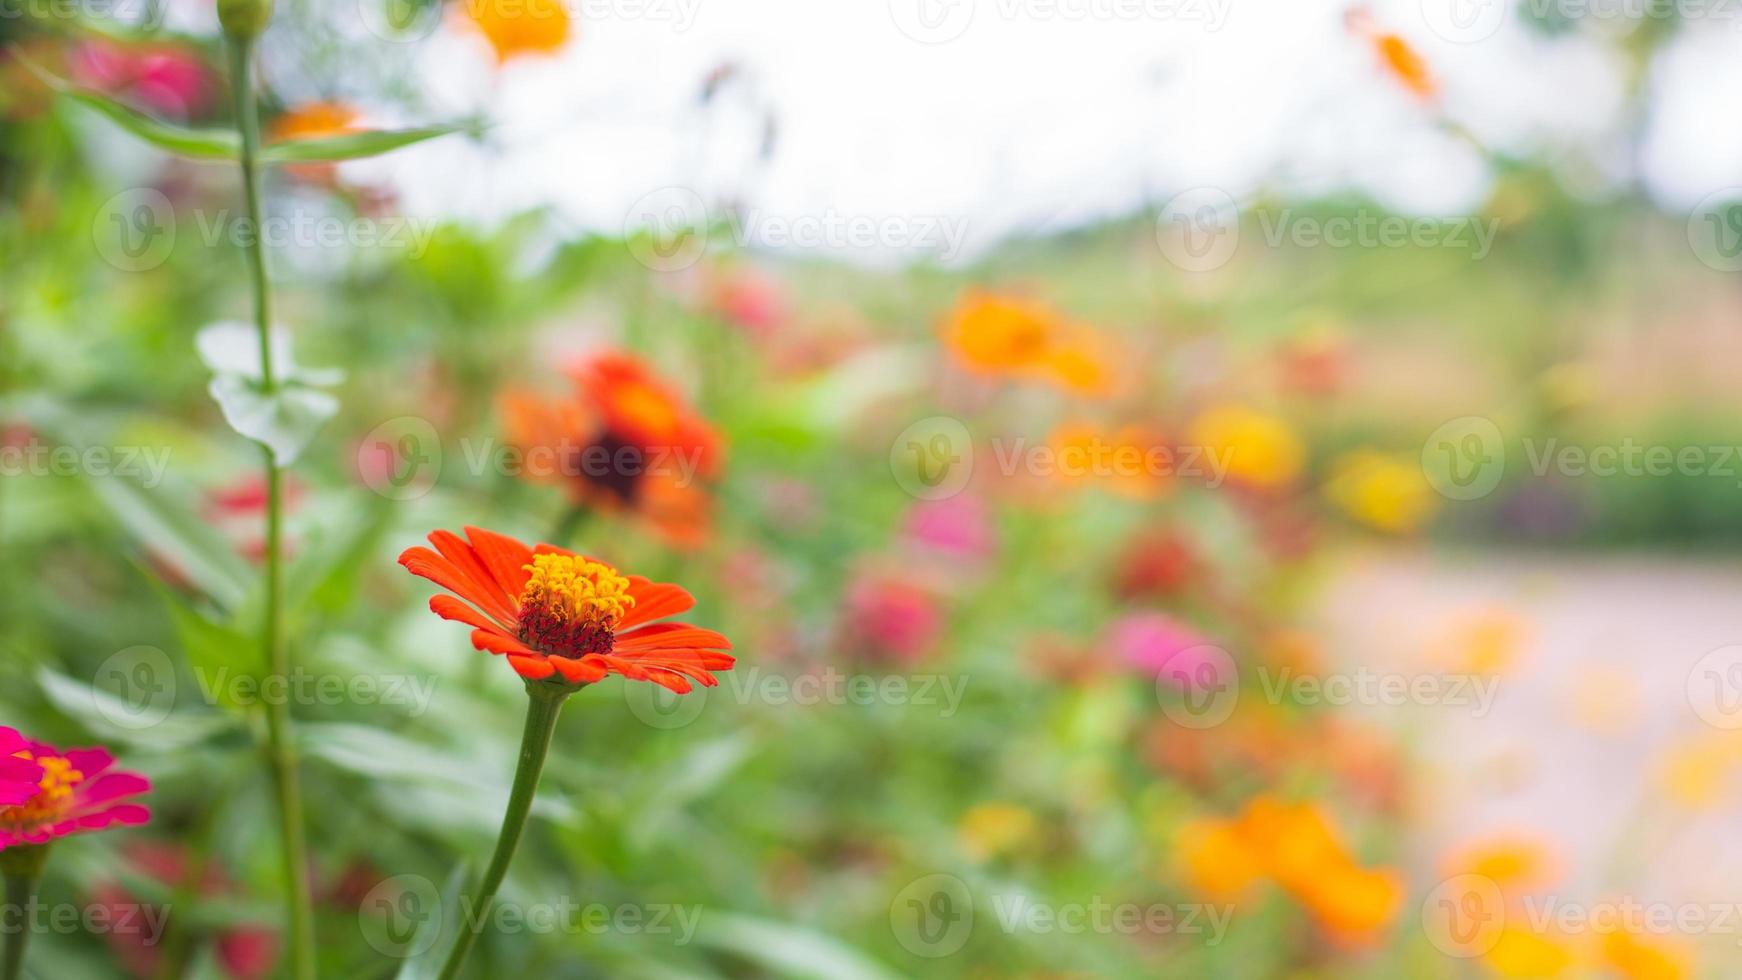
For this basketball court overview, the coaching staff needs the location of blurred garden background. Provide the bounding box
[6,0,1742,976]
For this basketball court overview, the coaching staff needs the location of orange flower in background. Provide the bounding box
[1346,6,1437,101]
[268,102,360,182]
[268,101,359,144]
[941,291,1116,396]
[400,525,735,692]
[1483,926,1576,978]
[1044,422,1170,499]
[1173,795,1401,942]
[1175,818,1263,901]
[1599,927,1692,980]
[502,352,724,546]
[462,0,571,64]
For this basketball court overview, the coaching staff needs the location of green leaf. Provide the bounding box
[261,124,467,164]
[146,578,257,714]
[36,668,233,749]
[207,375,339,466]
[692,913,906,980]
[63,89,241,158]
[197,322,342,465]
[88,473,252,609]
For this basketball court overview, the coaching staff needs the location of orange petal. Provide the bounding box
[508,654,555,679]
[463,526,536,596]
[615,622,732,651]
[619,579,696,628]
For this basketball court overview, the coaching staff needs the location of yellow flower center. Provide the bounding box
[516,554,635,659]
[1,752,83,827]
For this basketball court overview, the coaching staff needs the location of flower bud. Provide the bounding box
[218,0,273,41]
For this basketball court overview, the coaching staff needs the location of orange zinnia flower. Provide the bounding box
[462,0,572,64]
[268,101,361,182]
[941,291,1117,396]
[400,526,734,693]
[501,352,724,546]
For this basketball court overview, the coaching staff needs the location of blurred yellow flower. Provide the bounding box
[1323,448,1438,534]
[1440,835,1558,892]
[1295,864,1403,942]
[1482,926,1576,978]
[959,802,1039,862]
[1598,927,1691,980]
[1658,733,1740,810]
[1440,608,1527,676]
[463,0,571,64]
[1187,405,1303,490]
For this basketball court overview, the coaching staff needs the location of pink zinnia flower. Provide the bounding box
[0,729,43,807]
[842,572,944,665]
[902,494,997,567]
[1107,612,1226,689]
[0,737,150,848]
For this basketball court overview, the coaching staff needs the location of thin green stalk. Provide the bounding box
[1,872,37,980]
[226,36,314,980]
[436,684,570,980]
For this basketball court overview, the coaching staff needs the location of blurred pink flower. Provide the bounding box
[708,266,788,337]
[71,41,210,120]
[842,572,943,665]
[902,494,996,565]
[1107,612,1220,686]
[90,842,279,980]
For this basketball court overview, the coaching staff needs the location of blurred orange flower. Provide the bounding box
[1483,926,1576,978]
[462,0,572,64]
[1044,422,1171,499]
[268,101,361,182]
[941,291,1115,396]
[1440,835,1559,892]
[1599,927,1691,980]
[1347,6,1436,101]
[1174,795,1401,942]
[501,352,724,546]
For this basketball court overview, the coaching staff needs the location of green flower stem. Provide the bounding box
[226,35,315,980]
[437,683,571,980]
[1,871,38,980]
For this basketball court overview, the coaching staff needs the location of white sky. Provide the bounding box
[322,0,1742,263]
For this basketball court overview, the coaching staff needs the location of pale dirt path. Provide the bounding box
[1314,547,1742,915]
